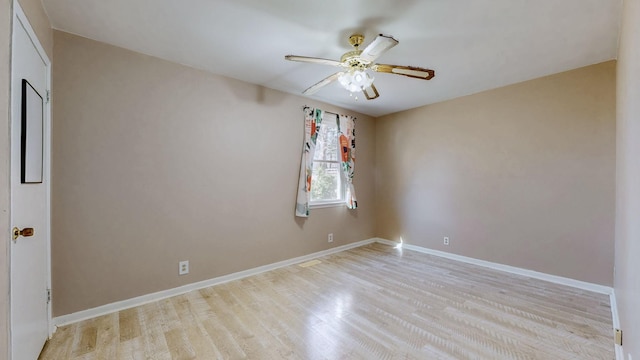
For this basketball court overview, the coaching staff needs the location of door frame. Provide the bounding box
[10,0,53,347]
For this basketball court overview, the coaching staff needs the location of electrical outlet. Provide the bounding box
[444,237,450,245]
[328,233,334,243]
[179,260,189,275]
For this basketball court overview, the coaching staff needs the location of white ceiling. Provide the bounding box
[42,0,622,117]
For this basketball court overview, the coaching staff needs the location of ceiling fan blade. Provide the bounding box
[285,55,343,67]
[362,83,379,100]
[303,72,343,95]
[359,35,399,63]
[372,64,435,80]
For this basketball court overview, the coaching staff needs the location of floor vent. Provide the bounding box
[298,259,322,268]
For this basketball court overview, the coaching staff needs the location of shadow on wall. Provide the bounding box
[222,78,288,106]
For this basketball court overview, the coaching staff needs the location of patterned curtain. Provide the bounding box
[295,107,324,217]
[338,114,357,209]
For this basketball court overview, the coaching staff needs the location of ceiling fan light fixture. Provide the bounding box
[338,69,374,93]
[285,33,435,100]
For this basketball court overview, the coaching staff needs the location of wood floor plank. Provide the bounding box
[71,322,97,357]
[38,323,75,360]
[41,243,614,359]
[92,314,119,360]
[139,302,172,360]
[184,324,222,360]
[164,328,196,360]
[115,335,145,360]
[118,308,141,343]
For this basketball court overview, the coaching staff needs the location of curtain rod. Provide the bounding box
[302,105,356,120]
[303,105,339,118]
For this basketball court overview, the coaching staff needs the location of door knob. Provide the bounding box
[12,227,34,242]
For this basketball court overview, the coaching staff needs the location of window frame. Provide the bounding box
[309,115,346,208]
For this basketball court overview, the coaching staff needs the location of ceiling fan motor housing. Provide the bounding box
[341,50,369,70]
[348,34,364,48]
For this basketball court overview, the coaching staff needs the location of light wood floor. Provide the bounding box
[39,243,614,359]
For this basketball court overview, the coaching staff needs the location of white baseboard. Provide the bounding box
[372,238,613,295]
[375,238,402,248]
[610,290,624,360]
[53,238,376,327]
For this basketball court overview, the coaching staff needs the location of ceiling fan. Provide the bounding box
[285,33,435,100]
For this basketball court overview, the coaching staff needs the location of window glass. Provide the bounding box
[310,117,343,205]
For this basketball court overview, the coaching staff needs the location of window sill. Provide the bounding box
[310,201,345,209]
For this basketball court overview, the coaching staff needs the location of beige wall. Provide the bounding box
[17,0,53,58]
[375,61,616,285]
[1,0,12,358]
[615,0,640,358]
[51,31,376,316]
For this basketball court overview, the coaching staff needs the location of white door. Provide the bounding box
[10,3,51,360]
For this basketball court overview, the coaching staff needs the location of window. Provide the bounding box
[310,116,344,206]
[295,107,357,217]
